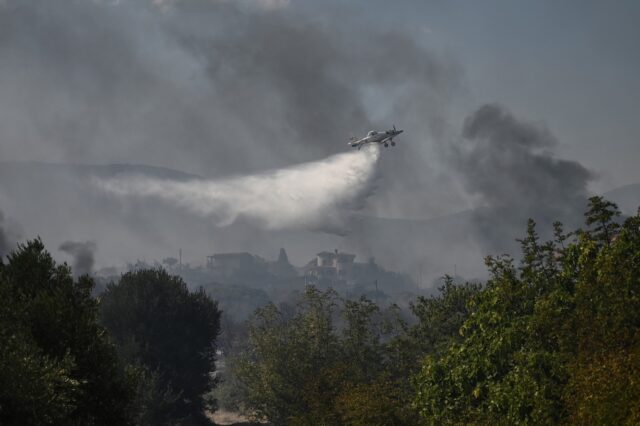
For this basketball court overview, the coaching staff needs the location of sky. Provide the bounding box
[312,0,640,190]
[0,0,638,276]
[2,0,639,194]
[374,0,640,191]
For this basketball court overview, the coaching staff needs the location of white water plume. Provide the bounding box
[96,146,380,234]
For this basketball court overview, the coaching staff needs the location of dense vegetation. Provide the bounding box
[0,239,138,424]
[0,242,220,425]
[230,197,640,424]
[414,197,640,424]
[1,196,639,425]
[101,269,221,425]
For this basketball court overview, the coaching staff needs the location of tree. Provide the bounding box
[234,287,341,424]
[413,199,640,425]
[0,239,136,425]
[335,377,411,426]
[414,218,580,424]
[584,195,621,246]
[233,286,411,425]
[100,269,221,425]
[566,210,640,423]
[0,269,77,424]
[409,276,482,356]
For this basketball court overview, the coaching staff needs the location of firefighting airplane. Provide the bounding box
[348,126,404,150]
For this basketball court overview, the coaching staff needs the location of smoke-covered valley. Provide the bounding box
[1,157,638,289]
[0,0,639,289]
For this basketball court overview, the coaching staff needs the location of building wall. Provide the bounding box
[310,251,356,284]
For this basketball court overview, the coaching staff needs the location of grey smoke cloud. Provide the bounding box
[0,211,10,259]
[0,209,21,260]
[0,0,461,219]
[59,240,96,276]
[96,146,380,234]
[2,0,609,283]
[452,104,594,248]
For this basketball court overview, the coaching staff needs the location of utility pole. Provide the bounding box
[179,249,182,274]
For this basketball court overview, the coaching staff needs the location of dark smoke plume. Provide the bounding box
[0,211,9,259]
[59,240,96,276]
[452,104,594,250]
[0,209,21,260]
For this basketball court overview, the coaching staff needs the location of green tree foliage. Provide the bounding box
[234,287,340,425]
[233,287,414,425]
[100,269,221,425]
[334,376,411,426]
[0,239,136,425]
[407,277,482,359]
[566,205,640,424]
[414,198,640,424]
[584,195,621,247]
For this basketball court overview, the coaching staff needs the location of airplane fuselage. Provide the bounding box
[349,127,404,149]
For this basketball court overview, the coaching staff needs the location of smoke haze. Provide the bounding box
[59,240,97,276]
[0,0,637,285]
[0,211,10,259]
[0,209,21,260]
[0,0,460,219]
[0,0,468,278]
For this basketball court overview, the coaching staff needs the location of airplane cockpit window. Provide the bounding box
[367,130,376,136]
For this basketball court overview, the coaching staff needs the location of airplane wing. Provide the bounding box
[348,137,366,145]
